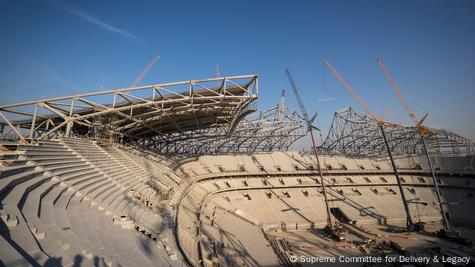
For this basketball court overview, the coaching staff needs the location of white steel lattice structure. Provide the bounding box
[321,107,475,157]
[0,75,307,154]
[0,75,258,147]
[127,94,306,154]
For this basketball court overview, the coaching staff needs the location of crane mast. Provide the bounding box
[376,57,451,232]
[276,90,286,122]
[323,59,415,230]
[285,68,334,230]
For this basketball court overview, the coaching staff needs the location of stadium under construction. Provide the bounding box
[1,70,475,267]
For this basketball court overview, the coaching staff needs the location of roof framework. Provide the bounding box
[321,107,475,157]
[0,75,258,145]
[0,74,306,155]
[127,97,306,154]
[3,75,472,157]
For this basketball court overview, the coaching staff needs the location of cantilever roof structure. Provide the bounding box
[0,75,258,145]
[321,107,475,157]
[0,74,310,154]
[128,95,307,154]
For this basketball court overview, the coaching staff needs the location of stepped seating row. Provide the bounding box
[117,143,174,169]
[172,152,474,179]
[117,144,179,172]
[177,184,212,265]
[1,140,129,265]
[100,146,160,205]
[0,139,181,266]
[176,172,444,264]
[64,139,181,259]
[199,198,280,267]
[173,152,399,178]
[111,146,181,191]
[61,139,168,235]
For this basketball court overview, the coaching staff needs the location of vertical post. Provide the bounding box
[380,124,414,229]
[65,99,75,138]
[29,104,39,139]
[69,99,75,117]
[309,124,333,228]
[65,121,73,137]
[421,135,451,231]
[222,78,227,95]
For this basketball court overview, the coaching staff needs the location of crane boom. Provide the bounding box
[323,59,377,120]
[285,68,333,229]
[285,68,309,122]
[376,58,418,124]
[323,58,415,230]
[131,55,160,87]
[377,57,452,232]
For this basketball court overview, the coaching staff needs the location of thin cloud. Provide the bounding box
[317,97,336,103]
[47,1,139,40]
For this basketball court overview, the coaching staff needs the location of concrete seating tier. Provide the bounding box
[1,139,184,266]
[174,166,464,265]
[2,141,473,266]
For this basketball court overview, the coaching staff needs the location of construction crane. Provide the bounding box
[131,55,160,87]
[323,59,417,231]
[285,68,337,235]
[376,58,471,243]
[275,90,287,150]
[276,89,286,122]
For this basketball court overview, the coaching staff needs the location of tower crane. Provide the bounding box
[131,55,160,87]
[275,89,287,150]
[323,59,416,231]
[285,68,339,237]
[276,89,286,122]
[377,58,471,244]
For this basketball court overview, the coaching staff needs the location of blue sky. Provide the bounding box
[1,0,474,147]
